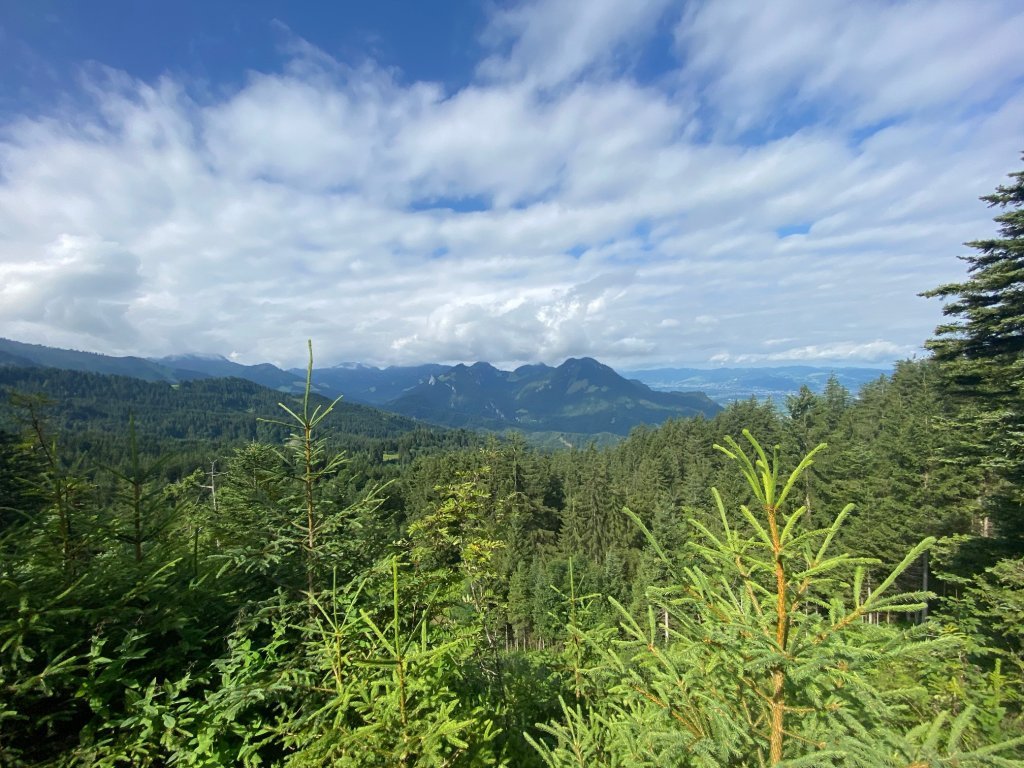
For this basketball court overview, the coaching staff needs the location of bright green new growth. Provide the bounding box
[531,431,1024,767]
[259,339,350,599]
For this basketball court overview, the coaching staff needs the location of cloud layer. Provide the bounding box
[1,0,1022,368]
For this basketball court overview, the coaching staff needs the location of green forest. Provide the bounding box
[1,162,1022,767]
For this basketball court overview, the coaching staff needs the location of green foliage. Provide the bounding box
[186,560,504,768]
[0,364,469,480]
[923,155,1024,552]
[258,341,359,599]
[2,324,1023,765]
[530,432,1023,767]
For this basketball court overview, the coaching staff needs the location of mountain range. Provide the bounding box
[378,358,720,434]
[0,338,725,436]
[0,338,891,436]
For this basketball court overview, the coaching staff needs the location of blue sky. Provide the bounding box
[1,0,1022,369]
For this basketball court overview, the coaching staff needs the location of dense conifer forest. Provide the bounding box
[2,162,1023,765]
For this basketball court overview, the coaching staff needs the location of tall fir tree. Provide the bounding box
[923,155,1024,554]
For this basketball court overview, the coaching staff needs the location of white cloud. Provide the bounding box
[479,0,677,87]
[725,340,919,365]
[0,234,142,344]
[677,0,1024,134]
[0,3,1020,369]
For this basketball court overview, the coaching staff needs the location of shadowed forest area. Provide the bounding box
[1,162,1023,766]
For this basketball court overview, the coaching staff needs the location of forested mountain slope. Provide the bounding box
[0,366,473,472]
[0,337,197,382]
[155,353,308,391]
[1,340,722,435]
[387,357,721,434]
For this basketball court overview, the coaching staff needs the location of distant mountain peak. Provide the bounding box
[560,356,612,371]
[386,354,721,434]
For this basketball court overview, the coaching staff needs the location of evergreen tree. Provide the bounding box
[0,429,44,532]
[827,361,979,598]
[785,377,850,528]
[923,155,1024,552]
[531,432,1024,766]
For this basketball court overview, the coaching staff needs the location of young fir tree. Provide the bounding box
[103,415,179,564]
[530,432,1024,766]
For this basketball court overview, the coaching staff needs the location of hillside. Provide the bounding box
[0,337,196,383]
[1,340,723,436]
[0,366,468,470]
[155,354,307,392]
[387,357,722,435]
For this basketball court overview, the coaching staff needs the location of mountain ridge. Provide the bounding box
[1,338,889,434]
[382,356,720,435]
